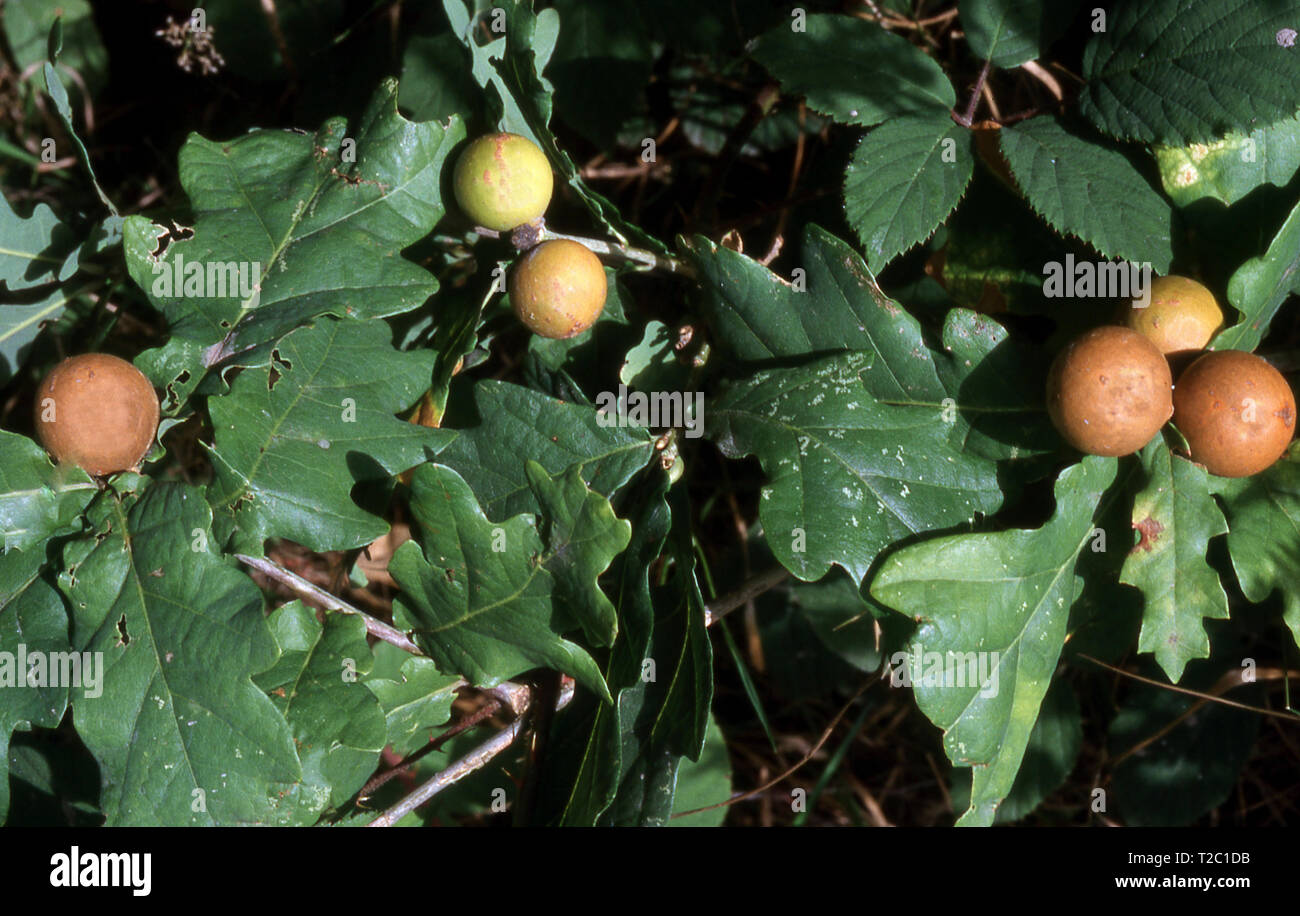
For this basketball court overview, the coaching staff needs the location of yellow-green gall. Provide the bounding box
[452,132,552,232]
[1125,275,1223,356]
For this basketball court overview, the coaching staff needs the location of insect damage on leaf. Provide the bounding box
[1132,516,1165,553]
[148,220,194,258]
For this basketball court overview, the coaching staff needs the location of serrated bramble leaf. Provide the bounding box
[1213,200,1300,352]
[844,113,974,270]
[1081,0,1300,145]
[751,13,954,127]
[999,116,1173,271]
[254,602,386,819]
[63,483,302,825]
[708,351,1003,584]
[870,456,1117,826]
[961,0,1081,69]
[205,318,453,554]
[1119,438,1229,683]
[1155,116,1300,207]
[391,463,611,701]
[124,79,463,409]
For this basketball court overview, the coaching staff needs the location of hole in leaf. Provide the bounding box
[149,220,194,258]
[268,348,291,390]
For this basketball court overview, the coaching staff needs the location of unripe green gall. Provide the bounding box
[453,132,552,232]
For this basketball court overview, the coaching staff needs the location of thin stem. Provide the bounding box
[692,82,780,228]
[235,553,426,656]
[367,678,575,826]
[344,555,791,824]
[238,551,546,812]
[703,566,791,626]
[258,0,297,80]
[513,671,561,826]
[956,58,992,128]
[1079,654,1300,724]
[358,697,503,799]
[537,226,695,278]
[236,553,531,713]
[669,679,872,820]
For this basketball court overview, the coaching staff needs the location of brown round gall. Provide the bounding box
[508,239,607,339]
[34,353,160,476]
[1172,349,1295,477]
[1046,326,1173,457]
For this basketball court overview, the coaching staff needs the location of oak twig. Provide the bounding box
[537,226,695,278]
[235,553,423,655]
[703,566,791,626]
[367,678,575,826]
[303,547,790,824]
